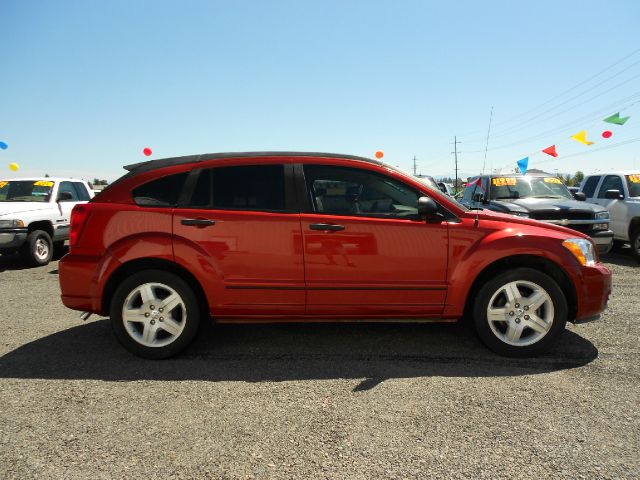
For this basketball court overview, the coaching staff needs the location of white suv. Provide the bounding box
[0,178,93,266]
[579,171,640,261]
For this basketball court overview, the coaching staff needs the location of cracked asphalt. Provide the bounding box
[0,247,638,479]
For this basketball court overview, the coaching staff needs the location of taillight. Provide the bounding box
[70,204,91,247]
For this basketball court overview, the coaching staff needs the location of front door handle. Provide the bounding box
[181,218,216,227]
[309,223,345,232]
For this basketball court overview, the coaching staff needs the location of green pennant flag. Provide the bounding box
[603,112,630,125]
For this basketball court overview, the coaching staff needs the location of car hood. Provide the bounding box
[491,197,604,212]
[0,202,55,217]
[466,208,588,238]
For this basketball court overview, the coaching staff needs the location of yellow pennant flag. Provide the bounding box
[571,130,594,146]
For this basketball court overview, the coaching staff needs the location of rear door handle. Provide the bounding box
[181,218,216,227]
[309,223,345,231]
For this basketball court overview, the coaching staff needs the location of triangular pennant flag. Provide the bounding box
[571,130,594,146]
[517,157,529,175]
[473,177,485,191]
[603,112,630,125]
[542,145,558,157]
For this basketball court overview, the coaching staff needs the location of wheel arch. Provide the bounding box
[27,220,54,238]
[629,216,640,239]
[101,258,210,319]
[462,254,578,322]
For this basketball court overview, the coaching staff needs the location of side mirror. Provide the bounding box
[57,191,73,202]
[573,192,586,201]
[473,192,486,203]
[604,189,623,200]
[417,196,443,222]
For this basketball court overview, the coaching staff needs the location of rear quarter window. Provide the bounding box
[132,172,188,207]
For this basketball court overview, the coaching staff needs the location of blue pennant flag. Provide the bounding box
[517,157,529,175]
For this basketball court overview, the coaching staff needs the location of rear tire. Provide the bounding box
[473,268,567,357]
[110,270,201,359]
[20,230,53,266]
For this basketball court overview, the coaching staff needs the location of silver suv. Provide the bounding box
[579,171,640,261]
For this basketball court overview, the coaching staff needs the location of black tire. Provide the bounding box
[110,270,201,359]
[630,228,640,263]
[473,268,567,357]
[20,230,53,266]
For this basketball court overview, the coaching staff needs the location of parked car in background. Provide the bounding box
[59,152,611,360]
[437,182,455,196]
[0,178,93,265]
[460,173,613,254]
[579,171,640,261]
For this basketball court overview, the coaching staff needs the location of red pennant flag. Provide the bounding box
[473,177,485,190]
[542,145,558,157]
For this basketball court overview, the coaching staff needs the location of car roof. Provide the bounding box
[585,171,640,176]
[123,151,388,175]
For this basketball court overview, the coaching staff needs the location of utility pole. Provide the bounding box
[451,136,461,194]
[412,156,417,176]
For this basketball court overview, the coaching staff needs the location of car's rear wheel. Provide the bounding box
[473,268,567,357]
[21,230,54,266]
[110,270,201,359]
[630,228,640,263]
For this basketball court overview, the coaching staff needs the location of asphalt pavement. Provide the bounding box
[0,248,638,479]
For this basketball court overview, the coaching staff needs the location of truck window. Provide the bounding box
[72,182,91,201]
[597,175,624,198]
[581,176,601,198]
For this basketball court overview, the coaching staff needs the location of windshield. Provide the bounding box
[0,180,55,202]
[626,174,640,197]
[489,176,572,200]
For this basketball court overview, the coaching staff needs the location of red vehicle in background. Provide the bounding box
[59,152,611,359]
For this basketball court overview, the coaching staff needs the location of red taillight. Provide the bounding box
[70,204,91,247]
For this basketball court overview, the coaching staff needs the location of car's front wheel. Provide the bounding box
[21,230,54,266]
[473,268,567,357]
[630,228,640,263]
[110,270,201,359]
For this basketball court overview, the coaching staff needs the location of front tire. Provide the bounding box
[630,228,640,263]
[20,230,53,266]
[473,268,567,357]
[110,270,201,359]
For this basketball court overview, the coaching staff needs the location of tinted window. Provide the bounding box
[304,165,420,217]
[189,169,212,208]
[58,181,79,201]
[212,165,286,211]
[133,172,188,207]
[582,176,601,198]
[72,182,90,201]
[597,175,624,198]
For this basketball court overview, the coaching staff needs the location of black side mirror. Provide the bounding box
[417,196,443,222]
[573,192,586,201]
[57,191,73,202]
[473,192,486,203]
[604,189,623,200]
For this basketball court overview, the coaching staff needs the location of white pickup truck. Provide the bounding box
[0,178,93,266]
[579,171,640,261]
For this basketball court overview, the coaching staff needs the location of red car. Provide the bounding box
[59,152,612,359]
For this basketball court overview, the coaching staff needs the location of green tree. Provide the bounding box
[572,171,584,186]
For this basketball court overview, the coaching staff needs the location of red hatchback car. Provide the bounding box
[59,152,612,359]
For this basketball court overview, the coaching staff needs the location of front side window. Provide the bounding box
[58,182,79,201]
[304,165,420,218]
[581,176,601,198]
[0,180,54,202]
[72,182,91,201]
[187,165,286,211]
[597,175,625,198]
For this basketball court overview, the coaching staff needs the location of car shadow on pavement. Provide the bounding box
[0,320,598,391]
[602,248,638,267]
[0,247,68,272]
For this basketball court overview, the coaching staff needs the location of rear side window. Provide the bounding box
[133,172,188,207]
[187,165,286,211]
[581,176,600,198]
[72,182,91,201]
[597,175,624,198]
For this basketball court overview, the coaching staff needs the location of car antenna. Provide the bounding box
[476,106,493,228]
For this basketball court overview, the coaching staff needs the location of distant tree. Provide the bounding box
[44,173,50,177]
[572,171,585,186]
[563,174,573,186]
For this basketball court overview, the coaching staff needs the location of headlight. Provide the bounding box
[595,211,610,220]
[0,219,24,228]
[512,211,530,217]
[593,223,609,231]
[562,238,597,266]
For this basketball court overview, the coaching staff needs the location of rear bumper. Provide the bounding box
[589,230,614,254]
[59,253,103,313]
[575,263,612,322]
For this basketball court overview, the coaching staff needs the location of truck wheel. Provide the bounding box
[20,230,54,266]
[631,228,640,263]
[110,270,201,359]
[473,268,567,357]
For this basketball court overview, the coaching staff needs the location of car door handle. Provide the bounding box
[309,223,345,231]
[181,218,216,227]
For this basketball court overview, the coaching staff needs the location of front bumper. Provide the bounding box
[0,228,28,250]
[589,230,614,254]
[575,263,612,322]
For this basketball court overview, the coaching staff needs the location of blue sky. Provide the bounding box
[1,0,639,181]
